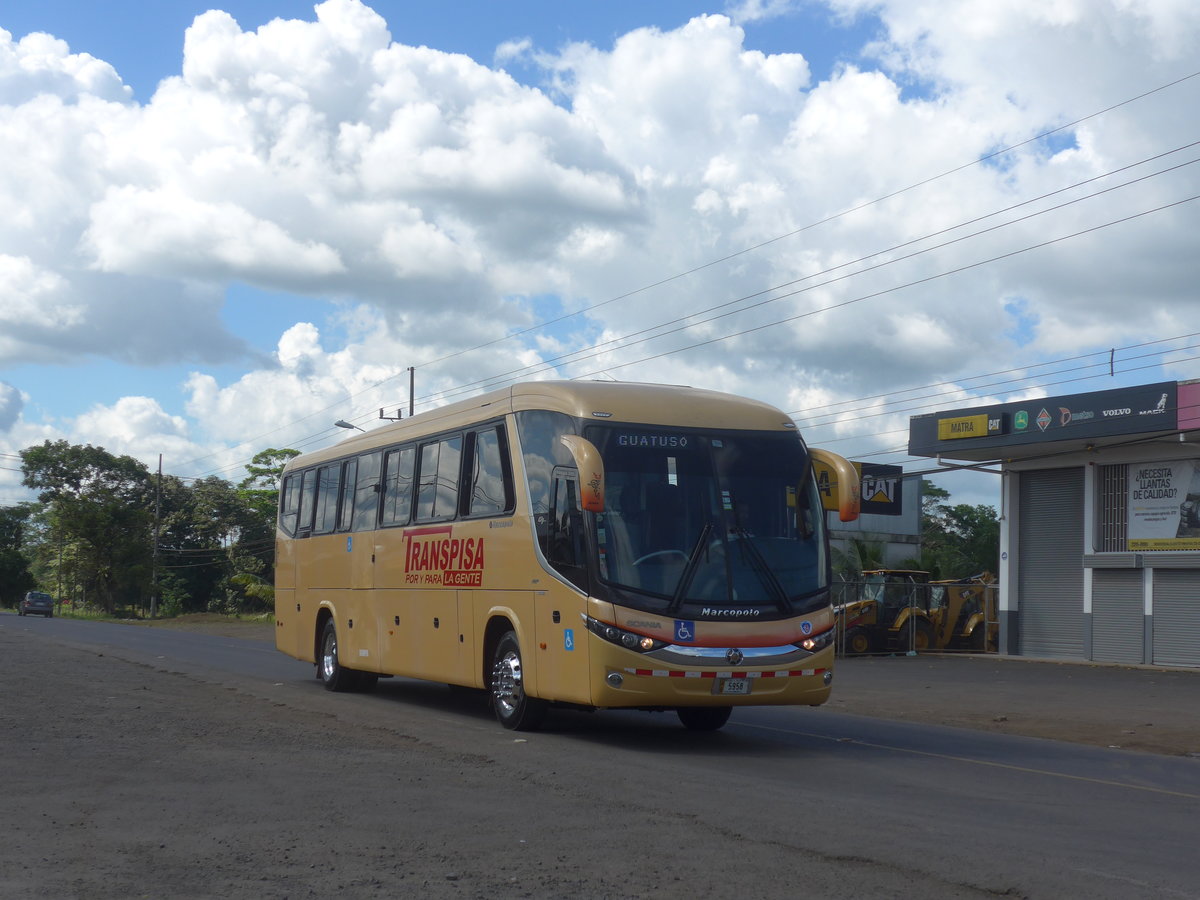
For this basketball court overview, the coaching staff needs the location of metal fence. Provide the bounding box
[832,579,999,657]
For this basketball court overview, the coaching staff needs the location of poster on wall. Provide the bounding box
[1127,460,1200,550]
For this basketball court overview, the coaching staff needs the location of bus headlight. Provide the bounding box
[798,629,834,653]
[585,616,668,653]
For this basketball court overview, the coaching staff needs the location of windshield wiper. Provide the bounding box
[732,526,793,615]
[666,522,713,614]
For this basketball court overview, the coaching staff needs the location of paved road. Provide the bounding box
[5,612,1200,899]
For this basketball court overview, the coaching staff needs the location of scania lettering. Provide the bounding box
[275,381,859,732]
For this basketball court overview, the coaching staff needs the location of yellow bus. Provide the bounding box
[275,380,860,731]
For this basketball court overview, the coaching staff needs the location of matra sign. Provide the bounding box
[937,415,1003,440]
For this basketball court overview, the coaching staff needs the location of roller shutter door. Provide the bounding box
[1091,570,1144,664]
[1018,468,1084,658]
[1152,570,1200,667]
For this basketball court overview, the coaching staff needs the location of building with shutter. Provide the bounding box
[908,379,1200,668]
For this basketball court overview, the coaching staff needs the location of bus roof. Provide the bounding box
[288,380,800,470]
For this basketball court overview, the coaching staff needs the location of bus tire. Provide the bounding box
[490,631,547,731]
[318,619,359,693]
[677,706,732,731]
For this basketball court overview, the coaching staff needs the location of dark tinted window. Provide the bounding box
[297,469,318,534]
[381,446,415,527]
[338,458,358,532]
[467,426,512,517]
[352,451,382,531]
[313,464,340,534]
[416,436,462,521]
[279,474,301,535]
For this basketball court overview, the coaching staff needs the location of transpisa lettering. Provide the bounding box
[403,526,485,586]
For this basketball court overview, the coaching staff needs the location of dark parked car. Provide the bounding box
[19,591,54,617]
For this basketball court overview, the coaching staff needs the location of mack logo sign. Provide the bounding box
[937,415,1002,440]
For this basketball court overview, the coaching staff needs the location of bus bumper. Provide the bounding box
[587,638,834,709]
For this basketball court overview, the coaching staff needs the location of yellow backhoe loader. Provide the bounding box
[836,570,997,654]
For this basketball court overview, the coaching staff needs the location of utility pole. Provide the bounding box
[409,366,415,417]
[151,454,161,619]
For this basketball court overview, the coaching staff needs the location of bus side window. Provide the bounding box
[416,435,462,522]
[297,468,318,536]
[352,451,382,531]
[279,474,301,535]
[313,464,340,534]
[337,457,358,532]
[467,425,513,517]
[381,447,415,527]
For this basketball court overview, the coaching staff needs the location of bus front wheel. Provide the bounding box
[677,706,732,731]
[490,631,547,731]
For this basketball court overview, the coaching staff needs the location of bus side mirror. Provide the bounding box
[810,448,861,523]
[558,435,605,512]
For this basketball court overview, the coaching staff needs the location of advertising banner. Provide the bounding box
[908,382,1178,457]
[1127,460,1200,550]
[814,461,904,516]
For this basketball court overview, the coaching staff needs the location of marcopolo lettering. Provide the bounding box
[701,607,761,617]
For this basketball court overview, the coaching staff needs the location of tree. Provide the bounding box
[0,504,37,606]
[158,475,275,614]
[915,479,1000,578]
[21,441,155,613]
[239,448,299,522]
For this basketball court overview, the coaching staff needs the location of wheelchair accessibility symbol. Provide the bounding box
[564,629,575,651]
[674,620,695,643]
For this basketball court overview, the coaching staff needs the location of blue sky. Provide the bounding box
[1,0,1198,505]
[4,1,876,100]
[2,0,877,425]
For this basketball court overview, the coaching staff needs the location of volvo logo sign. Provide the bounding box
[726,648,744,666]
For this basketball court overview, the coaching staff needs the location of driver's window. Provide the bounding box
[546,469,588,591]
[548,470,583,567]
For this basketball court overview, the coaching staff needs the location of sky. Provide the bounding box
[2,0,1199,510]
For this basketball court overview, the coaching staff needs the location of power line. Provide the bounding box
[396,69,1200,389]
[412,153,1200,403]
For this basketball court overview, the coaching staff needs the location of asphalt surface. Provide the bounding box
[9,610,1200,756]
[4,613,1200,900]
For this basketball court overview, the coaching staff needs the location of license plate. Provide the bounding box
[718,678,750,695]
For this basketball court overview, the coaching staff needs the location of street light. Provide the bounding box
[334,420,365,432]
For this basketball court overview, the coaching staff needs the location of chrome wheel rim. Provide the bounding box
[492,650,522,716]
[321,628,338,682]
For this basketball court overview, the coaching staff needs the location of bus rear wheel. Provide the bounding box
[490,631,547,731]
[677,706,732,731]
[318,619,375,693]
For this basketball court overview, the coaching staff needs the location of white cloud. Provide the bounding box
[725,0,802,26]
[0,0,1197,488]
[0,255,80,329]
[0,30,130,104]
[0,381,22,433]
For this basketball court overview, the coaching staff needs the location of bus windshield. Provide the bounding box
[587,425,828,616]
